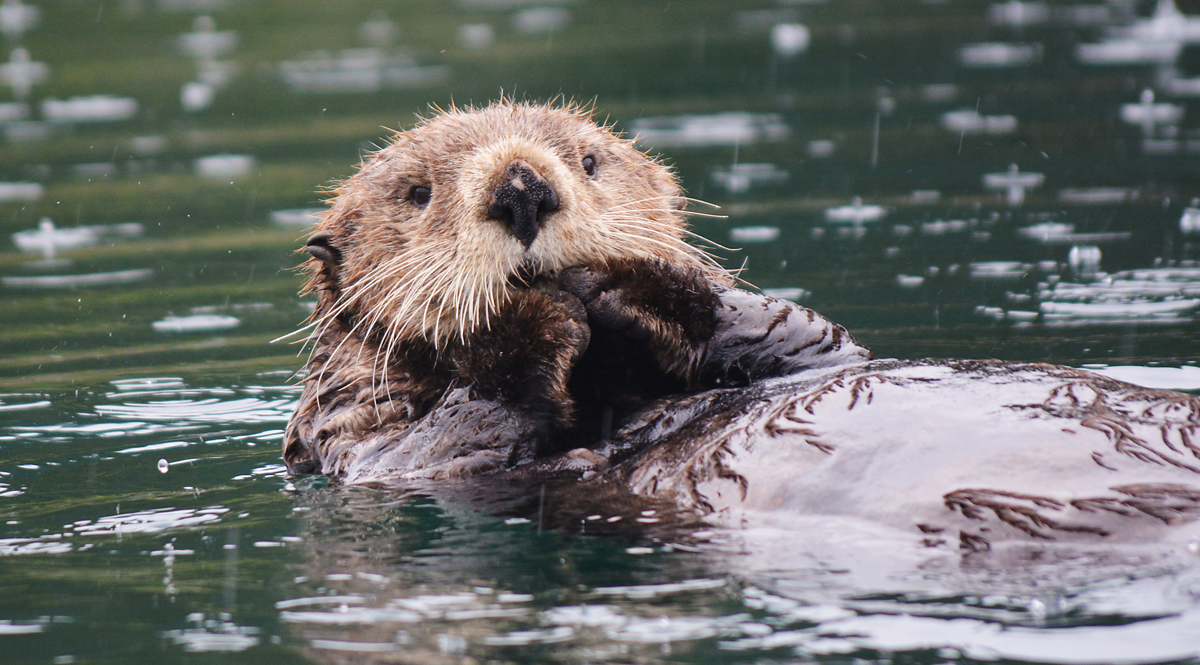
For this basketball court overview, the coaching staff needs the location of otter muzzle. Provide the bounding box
[487,159,560,249]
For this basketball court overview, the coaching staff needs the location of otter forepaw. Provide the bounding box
[559,265,646,338]
[454,289,589,430]
[560,260,720,380]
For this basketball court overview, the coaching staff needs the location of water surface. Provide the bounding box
[3,0,1200,662]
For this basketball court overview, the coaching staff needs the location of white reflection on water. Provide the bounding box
[281,607,422,625]
[278,49,449,94]
[0,179,41,202]
[0,537,72,556]
[1017,221,1131,245]
[610,614,745,644]
[3,269,153,289]
[177,15,238,60]
[276,595,368,609]
[0,399,50,412]
[116,440,192,454]
[823,196,887,225]
[801,609,1200,663]
[151,314,241,333]
[2,380,299,459]
[272,566,1195,659]
[41,95,137,122]
[760,287,810,302]
[96,397,294,424]
[270,207,323,227]
[593,578,725,599]
[1085,364,1200,391]
[0,507,230,556]
[728,225,779,243]
[163,613,260,653]
[971,260,1028,280]
[1058,187,1138,205]
[72,506,228,536]
[983,163,1044,207]
[710,162,787,194]
[0,477,25,497]
[699,514,1200,662]
[0,620,43,634]
[111,377,186,391]
[193,153,254,178]
[310,638,399,652]
[941,109,1018,135]
[983,265,1200,326]
[484,626,574,646]
[630,112,789,149]
[12,218,96,255]
[959,42,1042,68]
[268,473,1200,664]
[512,7,569,35]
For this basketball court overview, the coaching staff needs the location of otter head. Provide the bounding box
[303,100,722,348]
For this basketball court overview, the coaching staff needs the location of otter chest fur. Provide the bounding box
[283,100,1200,550]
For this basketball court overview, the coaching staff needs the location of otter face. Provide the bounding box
[304,100,720,347]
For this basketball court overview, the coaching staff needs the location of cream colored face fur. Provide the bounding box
[307,101,722,348]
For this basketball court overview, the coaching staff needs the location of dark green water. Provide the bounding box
[4,1,1200,663]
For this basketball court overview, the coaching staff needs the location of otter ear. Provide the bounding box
[305,232,341,264]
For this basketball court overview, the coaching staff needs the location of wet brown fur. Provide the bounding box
[284,100,732,475]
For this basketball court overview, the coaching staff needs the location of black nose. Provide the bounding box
[487,159,560,249]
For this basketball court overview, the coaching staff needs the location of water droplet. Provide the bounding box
[1187,539,1200,555]
[157,459,169,474]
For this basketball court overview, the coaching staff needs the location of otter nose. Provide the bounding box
[487,159,560,249]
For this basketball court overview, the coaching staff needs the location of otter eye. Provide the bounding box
[410,186,431,207]
[582,155,596,178]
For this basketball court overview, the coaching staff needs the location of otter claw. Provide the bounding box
[559,265,642,334]
[585,290,640,334]
[559,265,607,301]
[546,288,588,325]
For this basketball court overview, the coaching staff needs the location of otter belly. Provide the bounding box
[608,359,1200,549]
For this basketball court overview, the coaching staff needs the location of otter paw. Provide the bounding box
[559,264,649,339]
[561,259,719,353]
[543,288,591,357]
[454,289,590,429]
[560,260,721,382]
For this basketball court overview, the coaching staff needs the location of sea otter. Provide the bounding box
[283,100,870,477]
[284,100,1200,549]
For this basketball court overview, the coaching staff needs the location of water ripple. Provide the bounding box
[0,538,73,556]
[96,397,295,424]
[70,507,228,536]
[163,614,260,653]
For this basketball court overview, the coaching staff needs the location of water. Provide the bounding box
[4,0,1200,662]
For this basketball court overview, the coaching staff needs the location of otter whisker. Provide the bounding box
[271,321,318,345]
[602,194,677,211]
[683,196,721,208]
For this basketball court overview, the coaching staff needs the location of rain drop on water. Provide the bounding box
[157,459,169,474]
